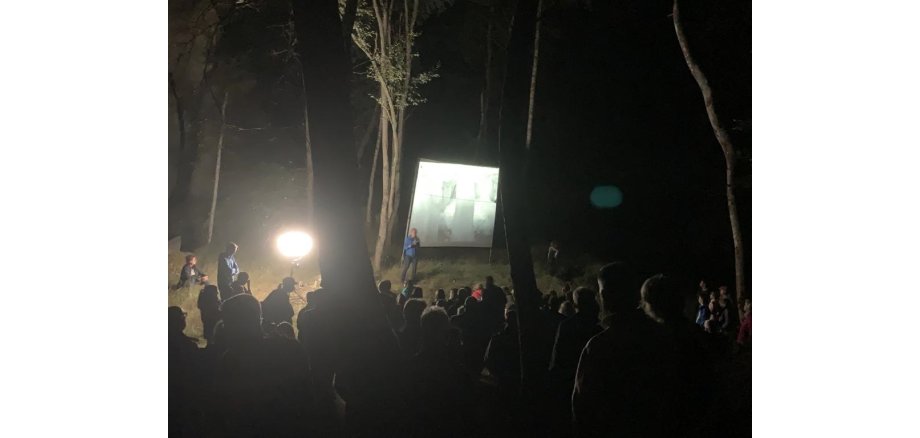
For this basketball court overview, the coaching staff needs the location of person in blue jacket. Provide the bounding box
[401,228,420,282]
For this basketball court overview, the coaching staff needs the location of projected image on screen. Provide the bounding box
[407,160,500,247]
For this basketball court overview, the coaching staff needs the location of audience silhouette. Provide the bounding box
[169,262,750,437]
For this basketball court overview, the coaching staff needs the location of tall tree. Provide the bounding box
[350,0,443,271]
[206,91,230,244]
[475,0,513,163]
[366,122,383,226]
[299,70,316,225]
[498,0,542,399]
[290,0,377,295]
[291,2,401,432]
[673,0,747,304]
[524,0,543,150]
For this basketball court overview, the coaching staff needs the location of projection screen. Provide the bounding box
[406,159,500,248]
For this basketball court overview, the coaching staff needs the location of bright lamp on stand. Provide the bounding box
[276,230,314,277]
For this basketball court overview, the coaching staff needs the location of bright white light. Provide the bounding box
[276,231,313,260]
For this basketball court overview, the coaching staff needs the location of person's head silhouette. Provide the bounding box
[639,274,684,324]
[598,262,639,316]
[220,294,262,344]
[403,299,427,328]
[201,284,219,300]
[573,287,600,321]
[275,322,296,340]
[168,306,187,335]
[420,306,450,348]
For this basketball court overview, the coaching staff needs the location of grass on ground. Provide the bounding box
[168,239,604,344]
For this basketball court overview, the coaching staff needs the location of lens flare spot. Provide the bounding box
[590,185,623,208]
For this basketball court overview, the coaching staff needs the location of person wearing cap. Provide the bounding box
[261,277,296,326]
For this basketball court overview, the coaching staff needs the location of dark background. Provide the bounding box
[172,0,751,287]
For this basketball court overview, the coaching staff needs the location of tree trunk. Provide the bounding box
[341,0,360,44]
[387,108,404,249]
[168,73,187,205]
[499,0,540,398]
[386,165,401,250]
[524,0,542,150]
[479,2,513,164]
[476,6,493,158]
[291,0,378,296]
[673,0,747,304]
[373,108,392,271]
[384,0,417,262]
[356,106,380,164]
[300,69,315,226]
[292,4,400,432]
[366,121,382,226]
[206,91,229,245]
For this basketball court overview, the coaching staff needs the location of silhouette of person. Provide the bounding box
[197,285,221,344]
[559,300,575,318]
[261,277,296,326]
[169,306,198,354]
[211,294,312,437]
[405,306,471,437]
[637,274,714,437]
[275,321,296,340]
[432,288,447,306]
[718,285,738,334]
[547,240,560,275]
[228,271,252,299]
[550,287,602,383]
[480,276,507,335]
[400,280,414,302]
[216,242,240,301]
[168,306,201,436]
[572,262,664,438]
[452,296,490,378]
[398,299,427,357]
[695,293,711,326]
[445,288,459,311]
[704,298,724,334]
[378,280,404,331]
[446,287,469,316]
[737,298,752,347]
[483,306,521,399]
[295,288,341,434]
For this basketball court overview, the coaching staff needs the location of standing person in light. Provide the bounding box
[401,228,420,282]
[217,242,240,302]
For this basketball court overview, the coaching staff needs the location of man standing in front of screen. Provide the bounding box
[401,228,420,282]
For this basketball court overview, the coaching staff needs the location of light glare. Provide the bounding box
[276,231,313,259]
